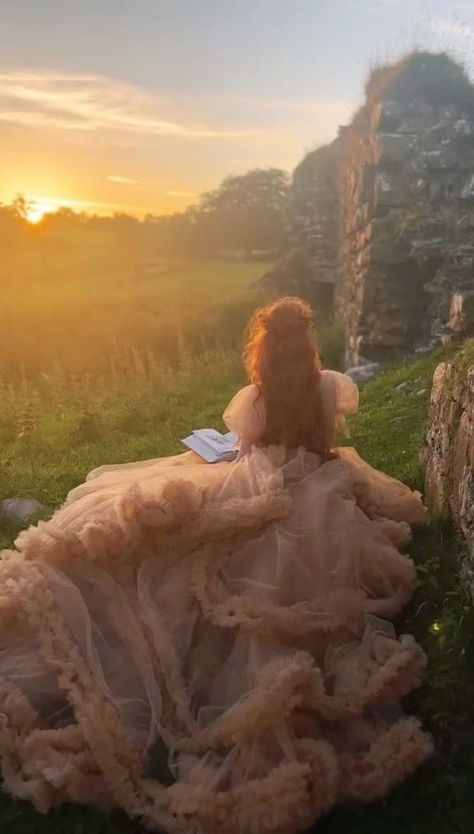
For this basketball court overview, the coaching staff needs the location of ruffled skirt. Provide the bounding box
[0,446,432,833]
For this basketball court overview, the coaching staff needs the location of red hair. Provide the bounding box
[244,297,332,458]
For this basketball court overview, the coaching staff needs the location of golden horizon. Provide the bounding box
[2,191,192,221]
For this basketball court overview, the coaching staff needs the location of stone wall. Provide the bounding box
[267,53,474,366]
[423,341,474,560]
[339,98,474,366]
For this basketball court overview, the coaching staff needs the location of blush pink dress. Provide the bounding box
[0,370,431,834]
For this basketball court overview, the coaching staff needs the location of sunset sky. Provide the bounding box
[1,0,474,218]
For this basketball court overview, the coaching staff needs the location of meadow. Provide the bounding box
[1,251,473,833]
[0,249,343,543]
[2,242,271,372]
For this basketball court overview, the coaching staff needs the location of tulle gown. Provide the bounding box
[0,370,432,833]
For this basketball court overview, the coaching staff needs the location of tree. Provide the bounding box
[197,168,289,255]
[0,198,26,246]
[200,168,289,212]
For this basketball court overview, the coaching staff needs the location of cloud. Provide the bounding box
[107,175,140,185]
[0,69,264,140]
[0,69,355,166]
[22,193,129,212]
[165,189,197,198]
[425,18,474,40]
[106,177,196,199]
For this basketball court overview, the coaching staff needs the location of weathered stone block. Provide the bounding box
[424,348,474,561]
[458,152,474,171]
[461,175,474,199]
[374,173,403,207]
[449,291,474,333]
[371,100,410,131]
[421,148,459,170]
[458,212,474,229]
[375,133,412,164]
[397,114,438,134]
[454,118,473,136]
[369,241,409,264]
[410,177,429,197]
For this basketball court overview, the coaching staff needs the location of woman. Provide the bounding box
[0,298,431,834]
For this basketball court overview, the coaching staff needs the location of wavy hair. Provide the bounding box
[244,297,332,458]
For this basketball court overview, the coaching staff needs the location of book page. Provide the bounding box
[181,434,219,463]
[193,429,238,452]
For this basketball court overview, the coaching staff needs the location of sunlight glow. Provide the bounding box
[25,200,56,224]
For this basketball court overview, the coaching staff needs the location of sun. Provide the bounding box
[25,205,46,224]
[25,200,56,224]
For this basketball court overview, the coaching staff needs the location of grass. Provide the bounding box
[1,327,473,831]
[343,345,458,486]
[0,320,345,546]
[365,51,474,111]
[0,347,243,549]
[320,343,474,834]
[1,253,269,372]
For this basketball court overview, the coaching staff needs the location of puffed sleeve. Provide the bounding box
[320,369,359,436]
[223,384,266,447]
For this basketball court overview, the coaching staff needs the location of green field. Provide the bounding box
[1,252,270,372]
[1,257,473,832]
[0,255,344,529]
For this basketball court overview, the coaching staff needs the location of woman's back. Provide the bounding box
[224,368,359,454]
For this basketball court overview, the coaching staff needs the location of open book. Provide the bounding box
[181,429,239,463]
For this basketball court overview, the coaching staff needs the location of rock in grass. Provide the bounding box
[415,344,434,356]
[345,363,380,382]
[0,498,44,522]
[395,380,413,394]
[423,348,474,561]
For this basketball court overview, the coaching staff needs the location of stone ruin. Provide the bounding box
[266,53,474,367]
[424,346,474,565]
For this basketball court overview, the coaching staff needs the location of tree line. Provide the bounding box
[1,168,289,259]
